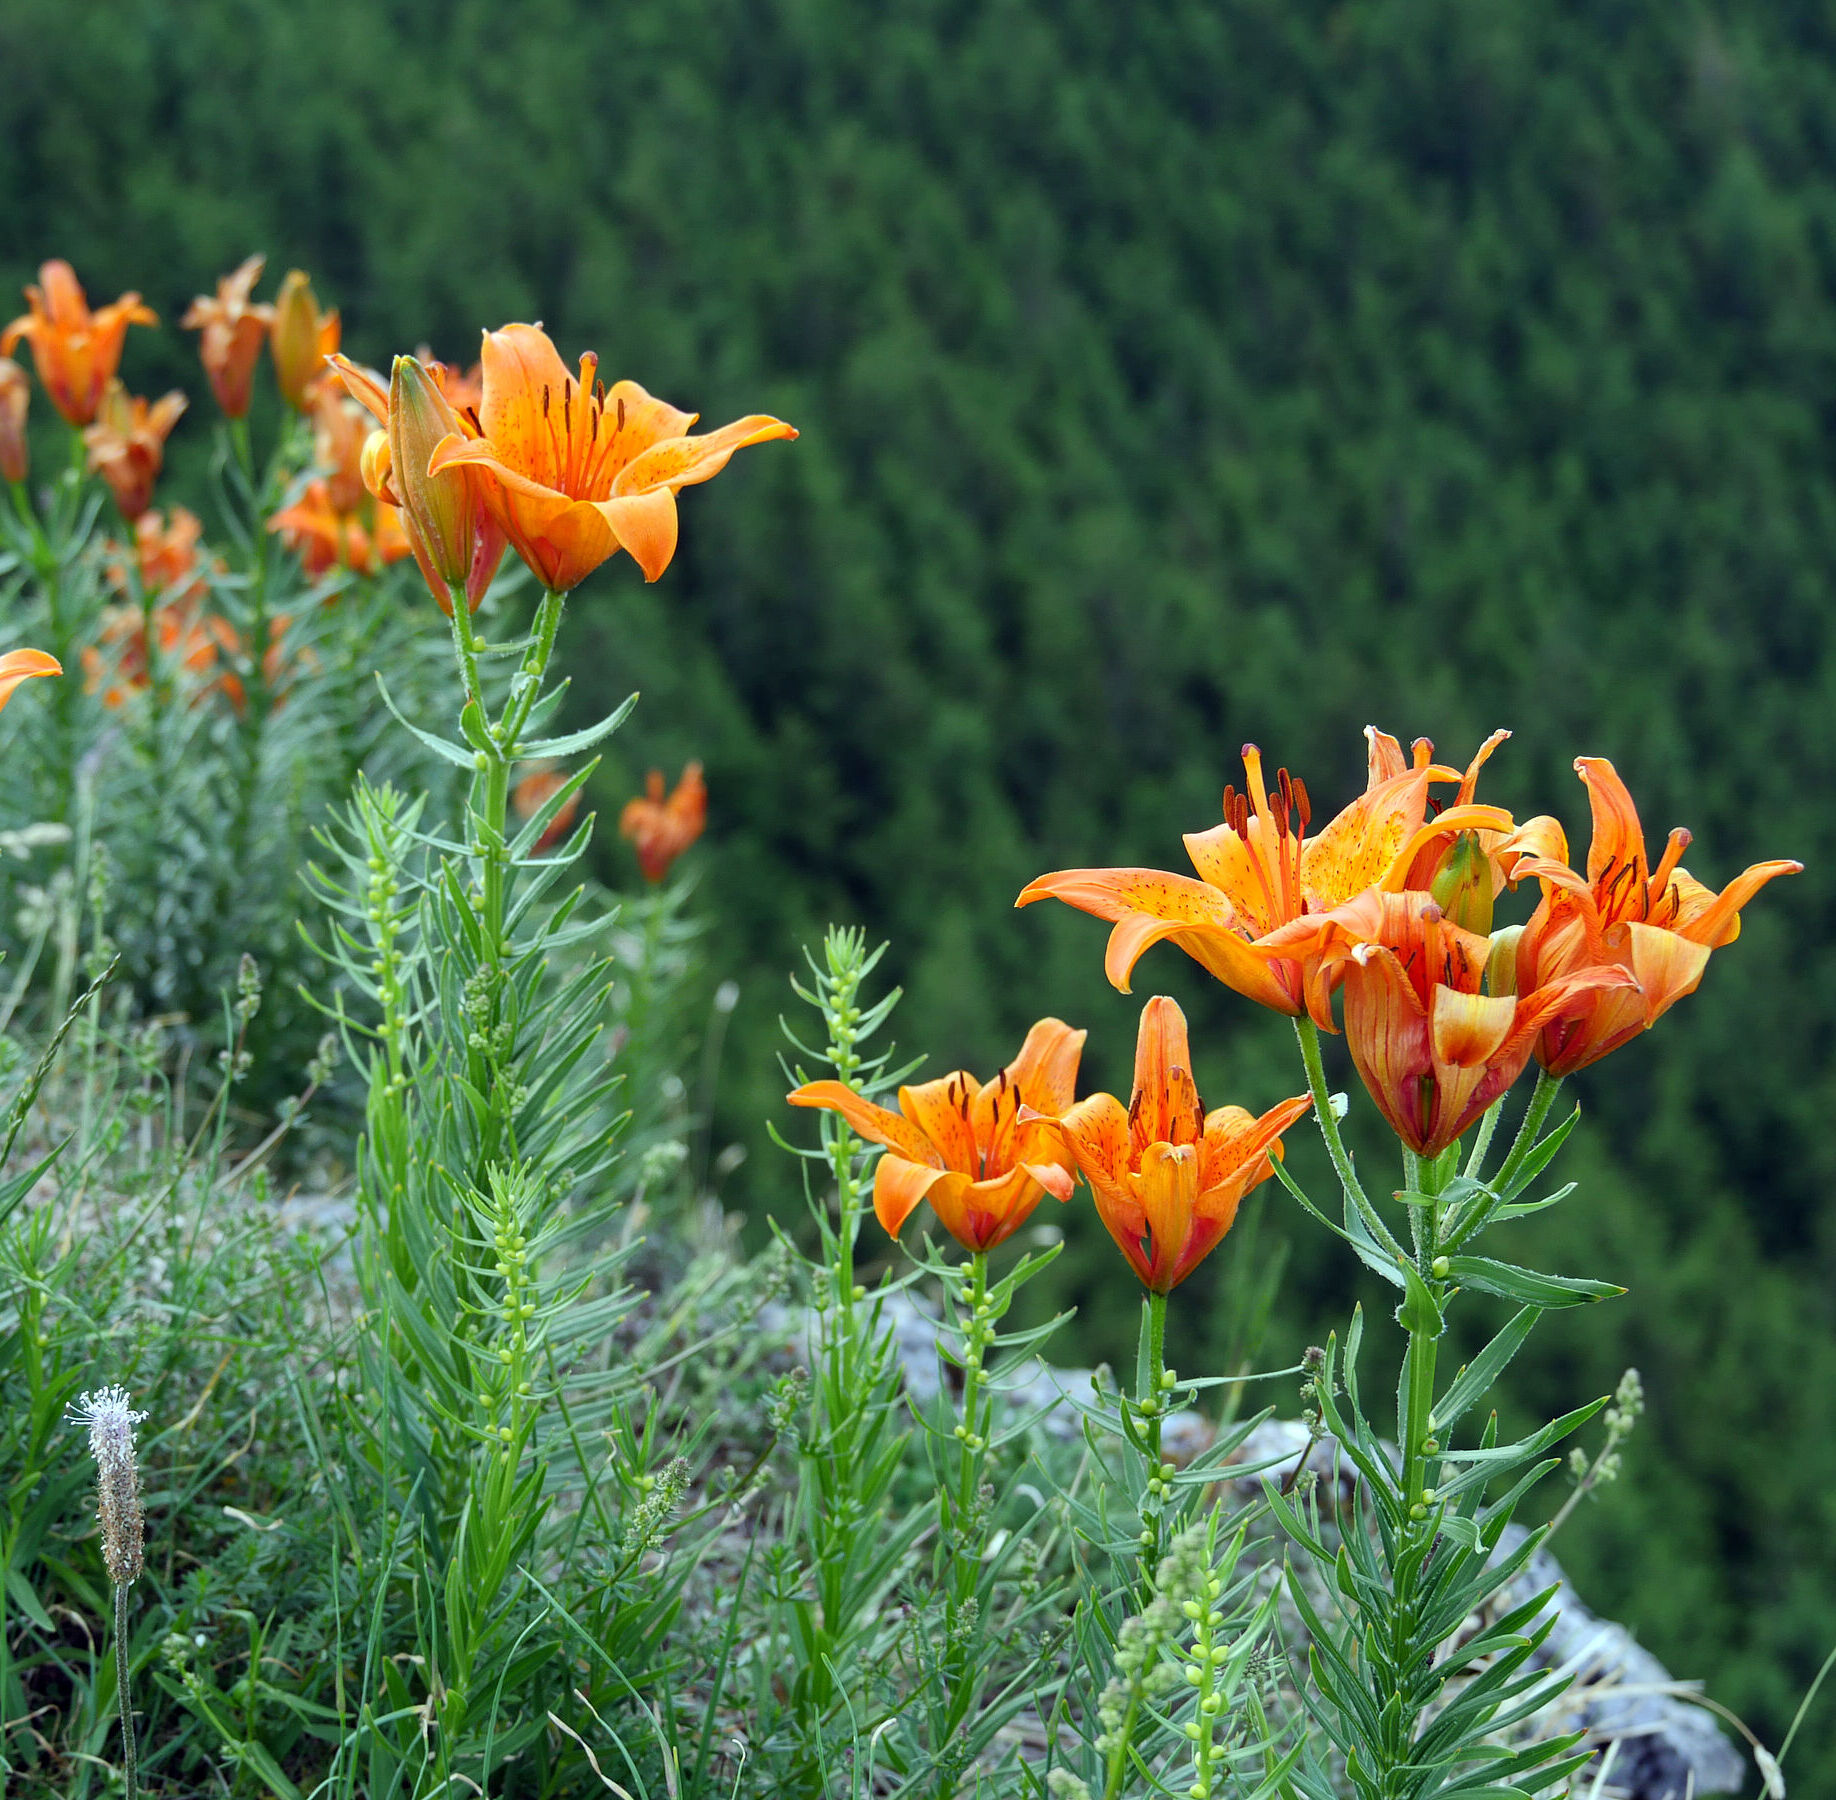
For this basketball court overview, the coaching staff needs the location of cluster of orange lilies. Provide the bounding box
[794,730,1800,1294]
[2,254,762,881]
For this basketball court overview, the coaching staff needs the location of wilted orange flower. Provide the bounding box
[0,357,29,484]
[269,478,412,577]
[107,508,212,604]
[425,323,797,591]
[788,1018,1087,1253]
[330,353,506,613]
[1509,758,1802,1077]
[513,762,582,853]
[83,380,187,519]
[182,255,274,419]
[619,762,707,882]
[1018,730,1511,1022]
[0,649,61,715]
[1258,889,1634,1158]
[269,270,340,412]
[1027,997,1310,1293]
[1,261,157,426]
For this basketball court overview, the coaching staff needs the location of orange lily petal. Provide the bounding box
[1625,920,1713,1019]
[786,1079,938,1166]
[0,648,61,714]
[873,1156,952,1238]
[1428,988,1517,1070]
[1675,858,1801,950]
[613,415,800,496]
[1575,757,1649,891]
[897,1072,983,1175]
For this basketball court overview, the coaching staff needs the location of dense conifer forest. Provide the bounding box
[5,0,1834,1775]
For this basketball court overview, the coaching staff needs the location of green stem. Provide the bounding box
[114,1580,137,1800]
[1399,1153,1449,1521]
[1137,1287,1170,1582]
[1461,1096,1504,1180]
[1492,1069,1562,1196]
[1294,1014,1409,1264]
[953,1250,991,1564]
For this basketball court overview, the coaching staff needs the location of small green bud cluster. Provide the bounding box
[623,1456,690,1560]
[765,1366,810,1439]
[233,952,262,1024]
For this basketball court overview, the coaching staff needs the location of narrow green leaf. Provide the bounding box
[1444,1256,1623,1307]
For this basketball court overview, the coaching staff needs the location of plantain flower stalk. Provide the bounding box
[71,1386,148,1800]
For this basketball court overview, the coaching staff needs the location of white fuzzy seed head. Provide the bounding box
[70,1386,148,1587]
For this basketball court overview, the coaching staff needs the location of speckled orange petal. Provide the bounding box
[613,414,799,496]
[897,1072,984,1175]
[1198,1094,1312,1203]
[1299,763,1457,908]
[1183,821,1276,934]
[786,1080,939,1166]
[478,324,575,480]
[1049,1093,1137,1227]
[1017,866,1242,992]
[1380,804,1515,890]
[1575,758,1649,890]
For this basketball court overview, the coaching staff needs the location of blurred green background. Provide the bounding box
[5,0,1832,1780]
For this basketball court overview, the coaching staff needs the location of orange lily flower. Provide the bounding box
[329,353,506,613]
[1017,729,1512,1022]
[0,649,61,715]
[513,762,582,853]
[107,508,213,604]
[182,255,274,419]
[1510,758,1802,1077]
[1,261,156,427]
[1028,996,1310,1292]
[312,387,371,514]
[83,602,235,710]
[83,380,187,520]
[269,270,340,412]
[619,761,707,883]
[269,478,412,578]
[1258,889,1636,1157]
[425,323,797,591]
[213,614,308,716]
[787,1018,1087,1253]
[0,357,29,484]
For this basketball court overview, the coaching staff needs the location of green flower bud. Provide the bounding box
[1430,830,1496,937]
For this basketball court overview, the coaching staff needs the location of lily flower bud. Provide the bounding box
[0,356,27,484]
[1429,830,1496,938]
[388,355,474,592]
[1484,924,1522,998]
[269,270,340,413]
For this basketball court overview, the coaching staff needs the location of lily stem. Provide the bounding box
[1492,1069,1564,1196]
[1137,1287,1171,1585]
[1294,1014,1409,1264]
